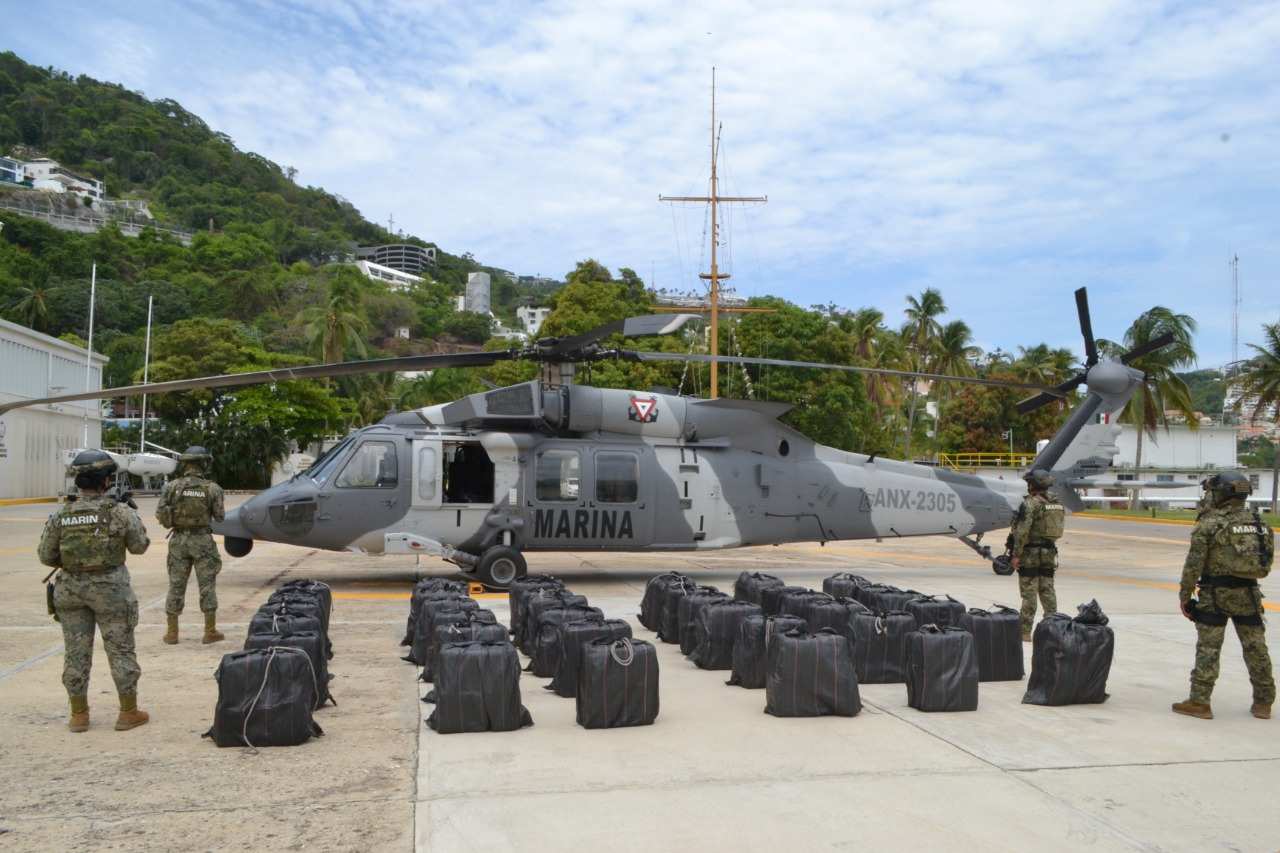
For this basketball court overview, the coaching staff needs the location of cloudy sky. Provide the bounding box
[12,0,1280,367]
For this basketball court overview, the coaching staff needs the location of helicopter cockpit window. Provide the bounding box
[307,436,354,484]
[536,449,580,502]
[596,452,638,503]
[335,441,398,489]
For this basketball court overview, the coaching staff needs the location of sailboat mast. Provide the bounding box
[82,262,96,448]
[140,293,153,453]
[709,68,720,398]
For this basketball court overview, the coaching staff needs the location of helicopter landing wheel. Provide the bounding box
[474,546,526,590]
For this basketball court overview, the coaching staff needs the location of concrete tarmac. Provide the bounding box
[0,499,1276,852]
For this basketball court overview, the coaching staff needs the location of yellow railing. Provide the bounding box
[938,452,1034,470]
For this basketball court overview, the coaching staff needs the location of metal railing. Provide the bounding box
[938,452,1035,470]
[0,201,194,244]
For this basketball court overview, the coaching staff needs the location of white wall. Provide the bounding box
[1114,424,1236,469]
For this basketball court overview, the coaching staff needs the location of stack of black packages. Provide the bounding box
[823,572,871,600]
[905,625,979,712]
[727,614,807,689]
[509,575,564,645]
[778,589,830,619]
[733,571,785,605]
[639,572,689,631]
[689,599,761,670]
[208,578,335,748]
[960,605,1024,681]
[677,586,729,655]
[406,591,479,666]
[760,584,808,617]
[547,616,633,698]
[402,578,469,646]
[765,628,862,717]
[519,589,588,656]
[427,641,534,734]
[528,601,603,677]
[422,609,501,683]
[849,609,914,683]
[1023,600,1115,706]
[577,637,660,728]
[857,584,925,613]
[655,578,698,643]
[805,596,869,643]
[905,594,967,630]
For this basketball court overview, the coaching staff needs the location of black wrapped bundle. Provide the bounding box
[275,578,332,623]
[849,610,914,683]
[960,605,1024,682]
[1023,600,1114,706]
[765,629,862,717]
[403,578,469,645]
[509,576,564,645]
[905,625,979,712]
[204,647,324,748]
[639,573,689,630]
[265,592,330,640]
[779,590,831,619]
[905,595,967,630]
[520,591,588,656]
[427,641,534,734]
[407,594,478,665]
[805,596,869,641]
[529,605,604,677]
[858,584,925,613]
[548,618,633,698]
[422,619,508,697]
[760,584,808,617]
[247,609,325,653]
[422,609,499,682]
[678,587,729,655]
[727,614,807,689]
[690,599,761,670]
[733,572,786,605]
[576,638,660,729]
[244,627,334,708]
[822,572,872,600]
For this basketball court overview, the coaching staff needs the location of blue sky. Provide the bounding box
[11,0,1280,368]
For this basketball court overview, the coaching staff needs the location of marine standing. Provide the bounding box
[1010,469,1065,642]
[157,446,226,644]
[37,450,151,732]
[1173,472,1274,720]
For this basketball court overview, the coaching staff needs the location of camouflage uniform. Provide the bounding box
[1011,490,1065,635]
[157,470,225,615]
[1180,499,1274,707]
[38,495,151,698]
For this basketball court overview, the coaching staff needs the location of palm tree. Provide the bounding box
[850,308,898,410]
[303,275,368,365]
[901,288,946,457]
[10,285,51,332]
[1098,306,1198,508]
[931,320,981,448]
[1234,321,1280,512]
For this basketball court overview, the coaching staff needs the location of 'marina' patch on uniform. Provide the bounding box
[60,514,99,526]
[1232,524,1261,535]
[534,508,634,539]
[181,489,204,498]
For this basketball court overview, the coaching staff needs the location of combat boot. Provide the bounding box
[68,695,89,733]
[1171,700,1213,719]
[202,611,225,644]
[163,613,179,645]
[114,694,149,731]
[1252,703,1272,720]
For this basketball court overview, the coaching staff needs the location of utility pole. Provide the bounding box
[660,67,766,398]
[82,263,97,448]
[1230,253,1240,367]
[139,294,154,453]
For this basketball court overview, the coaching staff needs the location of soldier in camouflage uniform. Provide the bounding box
[1010,469,1064,641]
[1174,471,1274,720]
[37,449,151,732]
[157,446,226,644]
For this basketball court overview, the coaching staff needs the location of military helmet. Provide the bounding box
[1205,471,1251,504]
[1024,469,1054,492]
[179,445,212,463]
[67,448,118,477]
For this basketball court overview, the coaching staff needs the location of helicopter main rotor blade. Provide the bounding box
[542,313,702,355]
[625,351,1063,394]
[1075,287,1098,367]
[1119,331,1176,365]
[0,350,511,417]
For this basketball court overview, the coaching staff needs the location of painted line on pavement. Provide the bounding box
[333,591,506,601]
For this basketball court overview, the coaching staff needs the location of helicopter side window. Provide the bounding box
[536,450,580,502]
[442,442,495,503]
[417,446,438,501]
[335,441,398,489]
[596,452,638,503]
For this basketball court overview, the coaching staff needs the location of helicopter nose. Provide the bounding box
[213,503,257,540]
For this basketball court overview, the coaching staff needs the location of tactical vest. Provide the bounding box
[170,478,213,529]
[1029,495,1065,543]
[55,497,125,571]
[1204,506,1273,581]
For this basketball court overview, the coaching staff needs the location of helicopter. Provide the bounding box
[0,287,1174,589]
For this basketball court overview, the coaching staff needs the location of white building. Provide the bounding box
[0,156,23,185]
[355,259,421,292]
[516,305,552,336]
[0,319,107,499]
[21,158,105,200]
[465,272,491,315]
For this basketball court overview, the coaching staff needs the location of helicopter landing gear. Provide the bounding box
[224,536,253,558]
[473,545,526,590]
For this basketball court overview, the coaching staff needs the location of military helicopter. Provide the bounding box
[1,288,1172,588]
